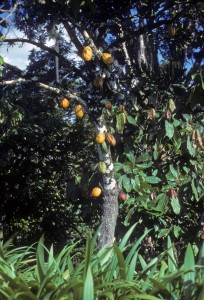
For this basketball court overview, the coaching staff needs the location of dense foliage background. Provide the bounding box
[0,0,204,255]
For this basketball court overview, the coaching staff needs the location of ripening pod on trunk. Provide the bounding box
[75,104,85,119]
[105,132,116,146]
[95,133,106,144]
[60,98,70,109]
[167,24,176,36]
[82,46,92,61]
[90,187,102,198]
[118,191,127,202]
[93,76,104,89]
[101,52,114,65]
[97,161,107,174]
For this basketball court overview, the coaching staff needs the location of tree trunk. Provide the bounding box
[95,118,119,249]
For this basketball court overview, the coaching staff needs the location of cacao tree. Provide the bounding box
[0,0,204,251]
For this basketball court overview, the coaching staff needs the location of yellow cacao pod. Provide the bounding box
[95,133,106,144]
[75,104,84,119]
[101,52,113,65]
[82,46,92,61]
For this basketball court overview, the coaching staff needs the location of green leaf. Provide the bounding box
[131,176,140,191]
[158,228,170,238]
[83,265,94,300]
[135,152,150,163]
[191,179,199,201]
[114,162,123,172]
[136,161,153,169]
[171,197,180,215]
[165,120,174,139]
[153,195,168,213]
[122,176,132,192]
[166,172,176,181]
[187,136,196,156]
[127,115,136,125]
[145,176,161,184]
[173,225,182,238]
[123,164,132,174]
[169,165,178,178]
[125,152,135,165]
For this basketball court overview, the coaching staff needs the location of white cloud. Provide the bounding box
[1,29,37,70]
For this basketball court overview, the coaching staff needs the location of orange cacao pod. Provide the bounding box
[95,133,106,144]
[60,98,70,109]
[90,187,102,198]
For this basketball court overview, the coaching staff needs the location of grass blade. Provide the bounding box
[118,223,137,251]
[83,233,91,280]
[125,229,151,265]
[83,265,94,300]
[183,243,195,300]
[113,243,126,279]
[126,250,139,280]
[36,235,46,282]
[167,236,177,272]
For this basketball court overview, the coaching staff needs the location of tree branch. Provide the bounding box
[0,78,87,106]
[113,18,132,67]
[61,12,102,59]
[0,2,20,24]
[108,5,193,49]
[62,20,84,55]
[2,38,87,82]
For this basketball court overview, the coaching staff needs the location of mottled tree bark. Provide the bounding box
[95,118,119,249]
